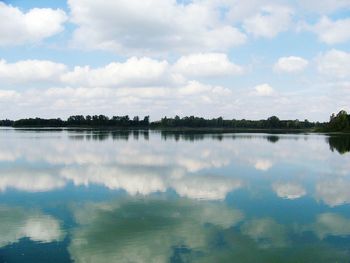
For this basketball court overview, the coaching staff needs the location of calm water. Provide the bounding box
[0,128,350,263]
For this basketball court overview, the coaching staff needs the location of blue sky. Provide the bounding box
[0,0,350,121]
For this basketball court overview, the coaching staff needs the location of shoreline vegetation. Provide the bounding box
[0,110,349,132]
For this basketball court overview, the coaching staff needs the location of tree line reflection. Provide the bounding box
[65,129,350,154]
[65,129,288,143]
[11,128,350,154]
[328,135,350,154]
[13,128,346,155]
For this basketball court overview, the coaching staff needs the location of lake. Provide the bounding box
[0,128,350,263]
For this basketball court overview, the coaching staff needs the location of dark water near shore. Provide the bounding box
[0,128,350,263]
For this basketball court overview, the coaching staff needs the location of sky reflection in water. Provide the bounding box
[0,129,350,262]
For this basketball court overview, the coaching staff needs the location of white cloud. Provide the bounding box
[0,56,349,121]
[61,57,170,87]
[298,0,350,14]
[317,49,350,78]
[243,5,293,38]
[305,16,350,44]
[254,83,274,96]
[173,53,243,78]
[0,2,67,46]
[1,78,341,121]
[68,0,246,55]
[272,182,306,199]
[0,59,67,84]
[0,89,20,101]
[0,77,346,121]
[224,0,269,22]
[0,55,241,89]
[1,0,350,122]
[0,80,232,119]
[274,56,308,73]
[177,80,231,96]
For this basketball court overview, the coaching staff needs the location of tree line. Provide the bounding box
[155,115,320,129]
[0,114,327,129]
[1,111,349,130]
[2,115,150,127]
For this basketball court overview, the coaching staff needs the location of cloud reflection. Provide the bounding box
[298,213,350,240]
[0,206,65,247]
[253,159,273,171]
[0,168,65,192]
[68,198,243,263]
[272,182,306,200]
[316,179,350,207]
[0,130,350,206]
[61,166,242,200]
[240,218,288,248]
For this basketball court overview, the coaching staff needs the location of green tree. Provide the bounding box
[328,110,349,131]
[267,116,280,128]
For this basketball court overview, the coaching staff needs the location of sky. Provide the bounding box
[0,0,350,121]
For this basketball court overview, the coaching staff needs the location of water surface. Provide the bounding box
[0,128,350,262]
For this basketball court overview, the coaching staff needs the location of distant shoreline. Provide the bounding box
[1,110,349,132]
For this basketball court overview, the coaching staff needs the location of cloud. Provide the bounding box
[297,0,350,14]
[1,80,343,128]
[0,80,233,119]
[0,48,338,121]
[274,56,308,73]
[61,57,171,87]
[1,52,348,121]
[68,0,246,55]
[0,2,67,46]
[177,80,231,96]
[253,83,274,96]
[243,5,293,38]
[0,55,240,89]
[0,79,346,125]
[173,53,243,78]
[0,206,64,247]
[0,53,239,118]
[317,49,350,79]
[272,182,306,199]
[0,89,20,101]
[0,59,67,84]
[304,16,350,44]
